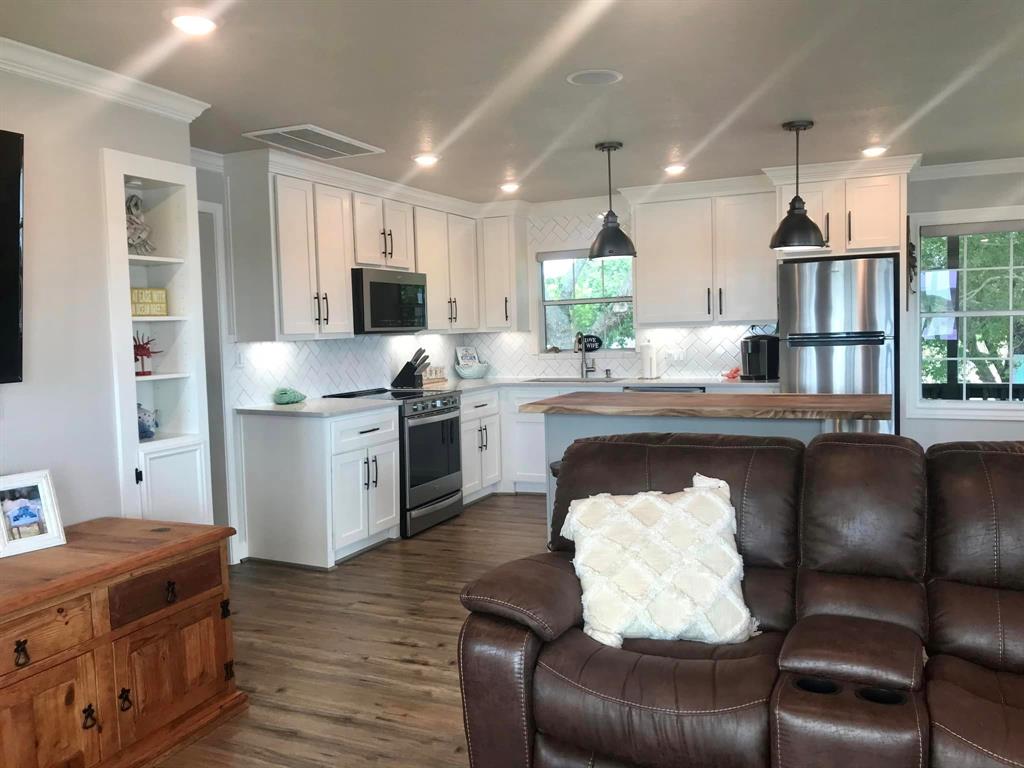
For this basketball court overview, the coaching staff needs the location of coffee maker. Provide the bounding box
[740,334,780,381]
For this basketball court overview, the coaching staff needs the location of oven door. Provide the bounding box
[403,408,462,509]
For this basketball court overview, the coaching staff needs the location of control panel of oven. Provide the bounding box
[407,394,460,415]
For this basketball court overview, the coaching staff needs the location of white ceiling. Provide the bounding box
[3,0,1023,202]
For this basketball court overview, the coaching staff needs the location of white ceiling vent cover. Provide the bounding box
[243,124,384,161]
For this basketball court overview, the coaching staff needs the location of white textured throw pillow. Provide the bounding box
[560,474,757,648]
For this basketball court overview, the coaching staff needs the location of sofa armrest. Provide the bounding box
[460,552,582,642]
[778,615,925,690]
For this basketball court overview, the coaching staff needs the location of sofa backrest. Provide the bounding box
[551,432,805,632]
[927,441,1024,672]
[796,433,929,638]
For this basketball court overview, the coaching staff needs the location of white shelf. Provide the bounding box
[132,315,188,323]
[139,431,202,448]
[135,372,190,382]
[129,254,185,267]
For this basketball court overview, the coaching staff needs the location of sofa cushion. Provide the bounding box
[927,654,1024,768]
[533,628,777,768]
[560,477,756,648]
[623,630,784,660]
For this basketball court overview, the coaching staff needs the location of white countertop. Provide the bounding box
[235,397,399,419]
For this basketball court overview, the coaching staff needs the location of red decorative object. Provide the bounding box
[133,333,162,377]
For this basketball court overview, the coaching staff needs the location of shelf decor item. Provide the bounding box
[137,402,159,440]
[131,287,168,316]
[126,193,156,254]
[133,332,162,376]
[0,469,65,558]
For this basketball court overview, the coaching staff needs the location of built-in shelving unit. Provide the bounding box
[103,149,212,524]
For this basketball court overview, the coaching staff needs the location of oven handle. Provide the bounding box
[404,408,460,427]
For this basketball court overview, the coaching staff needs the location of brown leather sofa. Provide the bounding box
[458,433,1024,768]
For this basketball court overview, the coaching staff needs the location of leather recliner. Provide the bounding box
[458,432,1024,768]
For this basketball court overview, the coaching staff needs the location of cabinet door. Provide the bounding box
[383,199,415,270]
[353,192,386,266]
[460,418,482,495]
[635,198,714,324]
[332,448,370,550]
[368,442,400,535]
[845,175,900,251]
[0,654,102,768]
[414,207,451,330]
[113,599,228,747]
[480,414,501,488]
[481,217,512,328]
[274,175,319,335]
[777,180,844,253]
[448,214,480,330]
[139,440,212,524]
[713,193,778,322]
[313,184,354,335]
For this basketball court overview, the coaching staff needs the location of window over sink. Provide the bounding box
[540,253,635,352]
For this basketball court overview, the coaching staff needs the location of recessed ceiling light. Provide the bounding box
[861,144,889,158]
[171,11,217,35]
[413,152,439,167]
[664,164,687,176]
[500,181,520,194]
[566,69,623,86]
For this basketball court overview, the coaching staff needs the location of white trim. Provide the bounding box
[910,157,1024,182]
[619,174,771,207]
[762,154,922,186]
[903,204,1024,422]
[0,37,208,122]
[191,148,224,173]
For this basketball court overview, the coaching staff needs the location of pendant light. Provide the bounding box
[770,120,826,252]
[589,141,636,259]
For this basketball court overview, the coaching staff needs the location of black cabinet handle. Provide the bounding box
[372,456,379,487]
[364,458,370,490]
[82,704,98,730]
[358,427,380,435]
[118,688,133,712]
[323,293,330,325]
[453,298,458,323]
[386,229,394,259]
[380,228,388,258]
[824,212,830,245]
[478,426,484,451]
[848,211,852,243]
[14,639,29,668]
[719,288,723,316]
[482,425,489,450]
[504,297,509,322]
[707,288,712,316]
[447,298,453,323]
[165,580,177,604]
[314,294,321,325]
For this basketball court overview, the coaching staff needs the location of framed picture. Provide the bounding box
[455,346,480,366]
[0,470,65,558]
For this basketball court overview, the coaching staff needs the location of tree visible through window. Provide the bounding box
[919,228,1024,402]
[541,255,634,351]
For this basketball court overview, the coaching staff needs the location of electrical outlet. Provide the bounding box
[234,348,244,369]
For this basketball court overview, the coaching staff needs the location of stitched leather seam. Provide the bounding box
[576,441,801,453]
[928,448,1024,457]
[933,722,1024,768]
[462,594,554,635]
[518,632,529,767]
[740,448,757,555]
[535,662,766,714]
[773,676,785,768]
[910,691,923,768]
[981,453,1005,666]
[458,622,475,768]
[812,440,922,458]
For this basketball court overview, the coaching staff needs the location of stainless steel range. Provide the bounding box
[325,388,463,537]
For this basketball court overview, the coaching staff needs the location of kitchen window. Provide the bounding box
[539,253,635,351]
[918,221,1024,404]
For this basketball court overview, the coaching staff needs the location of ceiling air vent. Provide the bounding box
[242,124,384,161]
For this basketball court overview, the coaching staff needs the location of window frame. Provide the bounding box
[906,205,1024,421]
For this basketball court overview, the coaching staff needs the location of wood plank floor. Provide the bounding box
[158,494,547,768]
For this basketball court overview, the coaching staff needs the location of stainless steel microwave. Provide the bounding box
[352,268,427,334]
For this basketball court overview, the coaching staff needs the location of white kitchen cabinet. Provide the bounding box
[713,193,778,323]
[274,176,319,335]
[461,390,501,498]
[635,198,714,325]
[481,216,513,328]
[845,175,901,251]
[332,448,370,549]
[776,179,844,255]
[367,442,400,533]
[448,214,480,330]
[479,414,501,487]
[138,438,212,524]
[414,208,480,331]
[353,193,414,270]
[460,420,482,496]
[313,184,355,335]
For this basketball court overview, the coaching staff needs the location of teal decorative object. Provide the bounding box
[272,387,307,405]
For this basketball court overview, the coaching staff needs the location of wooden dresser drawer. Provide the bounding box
[0,595,93,676]
[108,549,222,629]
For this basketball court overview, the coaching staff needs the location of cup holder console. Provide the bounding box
[793,677,841,695]
[856,687,907,706]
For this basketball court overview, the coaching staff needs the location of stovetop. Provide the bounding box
[324,388,456,401]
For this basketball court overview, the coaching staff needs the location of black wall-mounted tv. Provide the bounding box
[0,130,23,384]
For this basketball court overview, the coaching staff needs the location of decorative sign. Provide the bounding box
[580,334,603,352]
[131,288,167,317]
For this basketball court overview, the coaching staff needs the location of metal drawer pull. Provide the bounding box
[358,427,380,434]
[14,639,29,667]
[82,704,98,730]
[165,580,177,604]
[482,425,489,450]
[848,211,852,242]
[372,456,379,487]
[118,688,133,712]
[473,403,487,408]
[364,458,370,490]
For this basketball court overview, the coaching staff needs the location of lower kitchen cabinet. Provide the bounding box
[461,413,500,498]
[138,437,212,524]
[332,442,400,550]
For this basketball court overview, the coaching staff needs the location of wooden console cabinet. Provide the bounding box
[0,518,246,768]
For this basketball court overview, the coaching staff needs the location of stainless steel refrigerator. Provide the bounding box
[777,255,898,432]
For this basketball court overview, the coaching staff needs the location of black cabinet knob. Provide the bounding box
[165,580,178,604]
[13,639,29,667]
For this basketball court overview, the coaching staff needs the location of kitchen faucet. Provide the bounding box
[574,331,597,379]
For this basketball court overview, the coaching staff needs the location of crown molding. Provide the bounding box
[618,174,773,207]
[762,154,922,186]
[190,147,224,173]
[0,37,209,122]
[909,156,1024,182]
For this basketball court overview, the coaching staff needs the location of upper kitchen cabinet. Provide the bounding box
[480,215,529,331]
[713,192,778,323]
[844,174,901,251]
[353,192,414,270]
[776,179,844,254]
[448,213,480,330]
[634,198,714,325]
[414,207,479,331]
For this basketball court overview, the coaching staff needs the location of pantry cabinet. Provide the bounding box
[414,208,479,331]
[480,216,530,331]
[353,192,414,270]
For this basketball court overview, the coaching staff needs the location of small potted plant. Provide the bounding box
[133,333,162,377]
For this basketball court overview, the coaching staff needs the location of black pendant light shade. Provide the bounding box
[770,120,826,252]
[590,141,636,259]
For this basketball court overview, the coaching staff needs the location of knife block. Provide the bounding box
[391,362,423,389]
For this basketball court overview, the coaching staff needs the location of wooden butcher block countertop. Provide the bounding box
[519,391,892,420]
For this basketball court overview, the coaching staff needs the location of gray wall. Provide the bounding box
[0,71,191,524]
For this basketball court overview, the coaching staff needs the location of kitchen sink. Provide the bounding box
[524,377,623,383]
